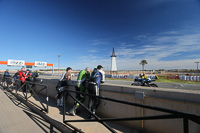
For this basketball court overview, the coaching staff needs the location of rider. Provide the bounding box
[69,67,91,116]
[87,65,105,119]
[56,67,72,106]
[139,73,148,86]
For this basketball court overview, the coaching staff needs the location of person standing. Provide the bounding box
[3,69,9,76]
[13,70,20,82]
[3,69,10,81]
[18,67,28,92]
[32,69,40,80]
[69,67,91,116]
[25,69,32,81]
[56,67,72,106]
[3,69,11,86]
[87,65,105,119]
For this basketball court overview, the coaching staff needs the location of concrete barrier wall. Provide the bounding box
[34,78,200,133]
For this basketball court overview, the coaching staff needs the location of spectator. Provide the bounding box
[3,69,10,82]
[25,69,33,81]
[13,70,20,82]
[32,69,40,81]
[18,67,28,92]
[13,70,20,90]
[69,67,91,116]
[3,69,12,86]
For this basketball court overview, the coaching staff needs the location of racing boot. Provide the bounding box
[69,104,79,116]
[60,97,63,107]
[57,99,60,106]
[90,111,96,120]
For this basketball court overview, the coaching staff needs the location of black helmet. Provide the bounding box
[97,65,103,69]
[66,67,72,71]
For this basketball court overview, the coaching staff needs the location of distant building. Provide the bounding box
[110,47,117,74]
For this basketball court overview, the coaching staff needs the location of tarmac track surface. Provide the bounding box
[39,75,200,91]
[105,80,200,91]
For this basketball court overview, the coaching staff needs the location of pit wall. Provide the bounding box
[34,78,200,133]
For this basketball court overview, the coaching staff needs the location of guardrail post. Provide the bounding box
[184,118,189,133]
[6,78,9,90]
[26,83,28,101]
[63,91,66,122]
[46,86,49,113]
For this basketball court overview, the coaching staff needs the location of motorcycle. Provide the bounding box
[131,77,158,87]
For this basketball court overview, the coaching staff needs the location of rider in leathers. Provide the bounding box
[56,67,72,106]
[69,67,90,116]
[88,65,105,119]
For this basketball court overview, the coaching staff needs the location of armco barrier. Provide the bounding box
[35,78,200,133]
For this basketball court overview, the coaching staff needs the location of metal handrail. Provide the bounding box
[1,76,49,113]
[63,88,200,133]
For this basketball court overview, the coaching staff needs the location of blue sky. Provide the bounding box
[0,0,200,70]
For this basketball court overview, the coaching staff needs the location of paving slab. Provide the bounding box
[0,83,137,133]
[19,90,137,133]
[0,89,43,133]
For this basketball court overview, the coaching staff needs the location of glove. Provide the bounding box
[56,86,59,89]
[57,88,61,93]
[56,86,61,92]
[77,83,81,88]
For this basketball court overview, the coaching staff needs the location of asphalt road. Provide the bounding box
[105,80,200,91]
[39,75,200,91]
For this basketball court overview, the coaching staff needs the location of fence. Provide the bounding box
[62,87,200,133]
[0,75,49,113]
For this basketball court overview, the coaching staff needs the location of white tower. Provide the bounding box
[111,47,117,74]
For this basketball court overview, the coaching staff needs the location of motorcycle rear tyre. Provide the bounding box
[150,84,158,87]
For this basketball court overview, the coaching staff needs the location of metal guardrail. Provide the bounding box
[63,88,200,133]
[0,74,74,132]
[0,75,49,113]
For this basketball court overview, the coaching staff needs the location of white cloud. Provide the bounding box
[115,57,200,70]
[118,31,200,59]
[114,30,200,69]
[90,39,111,46]
[76,29,200,70]
[88,50,97,53]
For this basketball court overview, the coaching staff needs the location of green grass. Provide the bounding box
[154,76,200,84]
[155,78,200,84]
